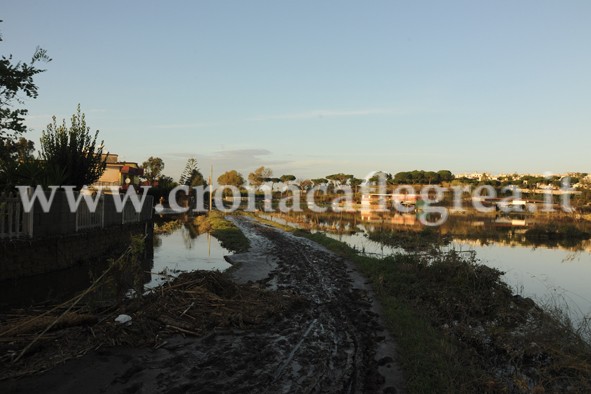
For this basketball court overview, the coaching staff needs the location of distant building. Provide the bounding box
[95,154,144,191]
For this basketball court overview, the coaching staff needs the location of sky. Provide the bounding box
[2,1,590,181]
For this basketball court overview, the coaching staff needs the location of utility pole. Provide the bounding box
[209,164,213,212]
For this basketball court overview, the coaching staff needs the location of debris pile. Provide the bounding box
[0,270,304,380]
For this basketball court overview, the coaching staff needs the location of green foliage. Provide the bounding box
[368,171,392,184]
[147,174,178,205]
[179,157,206,187]
[298,179,313,191]
[311,178,328,186]
[218,170,245,188]
[299,230,591,393]
[39,105,108,189]
[279,174,296,183]
[0,20,51,144]
[0,21,50,189]
[142,156,164,184]
[325,173,354,186]
[0,137,40,189]
[391,169,455,185]
[195,211,250,253]
[248,166,272,189]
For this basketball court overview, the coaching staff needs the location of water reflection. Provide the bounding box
[0,220,232,310]
[147,222,232,288]
[259,210,591,323]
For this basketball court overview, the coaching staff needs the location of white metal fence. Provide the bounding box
[1,189,152,239]
[122,200,140,224]
[0,192,33,239]
[75,195,105,231]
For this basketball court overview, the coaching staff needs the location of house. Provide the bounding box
[94,154,144,191]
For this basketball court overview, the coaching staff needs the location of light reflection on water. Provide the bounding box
[259,212,591,323]
[147,225,232,288]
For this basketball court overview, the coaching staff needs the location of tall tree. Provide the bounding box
[0,21,50,188]
[40,105,108,189]
[248,166,272,189]
[180,157,205,187]
[349,177,363,192]
[218,170,245,188]
[0,21,51,145]
[142,156,164,184]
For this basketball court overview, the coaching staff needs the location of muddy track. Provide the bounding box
[2,216,404,394]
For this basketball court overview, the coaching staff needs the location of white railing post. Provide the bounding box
[0,189,33,239]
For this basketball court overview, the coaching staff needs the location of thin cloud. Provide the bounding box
[247,107,404,122]
[153,121,225,130]
[152,107,404,129]
[209,148,272,159]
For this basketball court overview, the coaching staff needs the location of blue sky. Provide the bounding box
[3,1,590,180]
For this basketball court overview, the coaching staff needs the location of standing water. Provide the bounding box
[147,224,232,288]
[0,222,233,309]
[259,211,591,324]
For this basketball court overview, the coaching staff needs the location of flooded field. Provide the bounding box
[259,210,591,323]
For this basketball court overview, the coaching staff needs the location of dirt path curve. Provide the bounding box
[2,216,405,394]
[227,216,405,393]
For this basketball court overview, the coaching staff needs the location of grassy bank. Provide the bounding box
[194,211,250,253]
[300,231,591,392]
[249,214,591,392]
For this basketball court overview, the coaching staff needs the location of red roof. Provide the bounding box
[120,165,144,176]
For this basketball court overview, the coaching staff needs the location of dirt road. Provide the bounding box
[3,216,404,393]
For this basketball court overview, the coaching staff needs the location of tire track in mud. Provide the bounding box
[230,216,404,393]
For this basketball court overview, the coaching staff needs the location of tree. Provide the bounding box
[179,158,205,187]
[425,171,441,185]
[40,105,107,189]
[1,21,50,188]
[142,156,164,184]
[280,174,296,184]
[437,170,454,183]
[349,177,363,192]
[326,173,354,187]
[248,166,272,189]
[298,179,313,191]
[0,21,51,144]
[311,178,328,186]
[0,136,35,162]
[218,170,245,188]
[266,177,281,191]
[368,172,391,184]
[147,174,177,206]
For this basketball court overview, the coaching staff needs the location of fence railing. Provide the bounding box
[1,189,153,239]
[76,195,105,231]
[122,200,140,224]
[0,192,33,239]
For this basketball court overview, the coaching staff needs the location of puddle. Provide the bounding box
[147,225,232,288]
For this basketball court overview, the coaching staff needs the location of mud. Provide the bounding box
[2,216,404,393]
